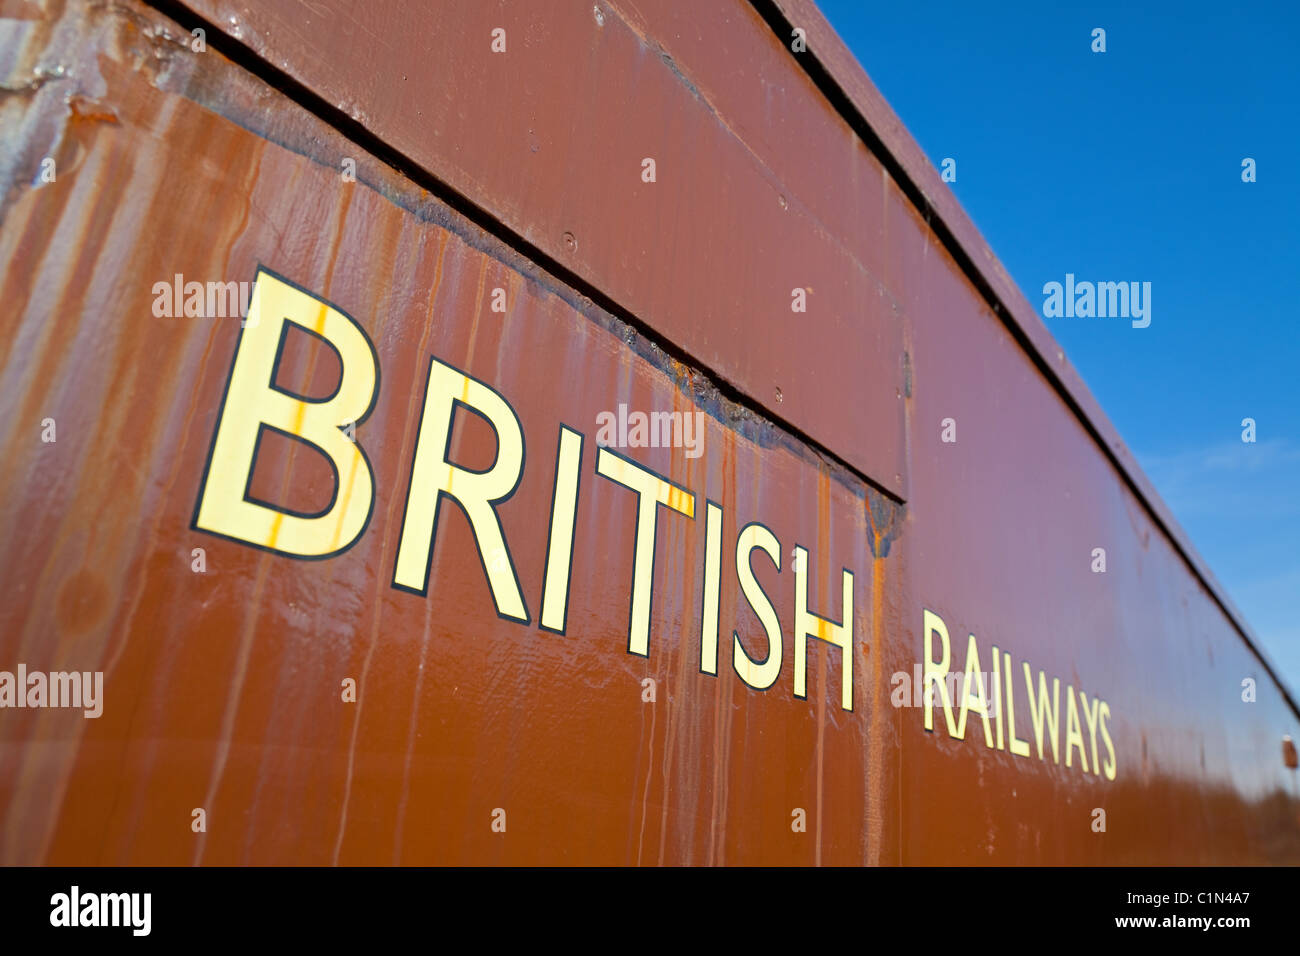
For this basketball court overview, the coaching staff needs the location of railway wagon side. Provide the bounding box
[0,0,1296,864]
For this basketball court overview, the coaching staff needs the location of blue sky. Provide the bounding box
[818,0,1299,690]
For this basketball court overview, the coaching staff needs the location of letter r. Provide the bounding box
[392,356,529,621]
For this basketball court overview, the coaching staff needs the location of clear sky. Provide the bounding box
[817,0,1299,690]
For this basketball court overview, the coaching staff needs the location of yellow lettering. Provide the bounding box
[1022,664,1061,764]
[1079,690,1102,775]
[1003,653,1031,757]
[921,609,958,735]
[393,357,528,621]
[1065,685,1089,772]
[194,268,376,558]
[794,547,853,711]
[1099,701,1117,780]
[700,502,724,674]
[732,523,782,690]
[956,634,994,747]
[594,449,694,656]
[539,426,584,633]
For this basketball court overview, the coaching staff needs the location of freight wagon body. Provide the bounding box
[0,0,1296,865]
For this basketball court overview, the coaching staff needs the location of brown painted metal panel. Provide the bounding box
[0,0,1297,866]
[899,227,1300,863]
[770,0,1280,688]
[0,0,901,865]
[169,0,910,498]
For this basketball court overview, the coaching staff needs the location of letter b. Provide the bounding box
[193,269,378,557]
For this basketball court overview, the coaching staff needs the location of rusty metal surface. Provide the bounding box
[899,237,1299,863]
[0,0,900,865]
[0,0,1296,866]
[166,0,911,500]
[766,0,1284,699]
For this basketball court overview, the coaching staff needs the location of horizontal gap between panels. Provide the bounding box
[142,0,905,507]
